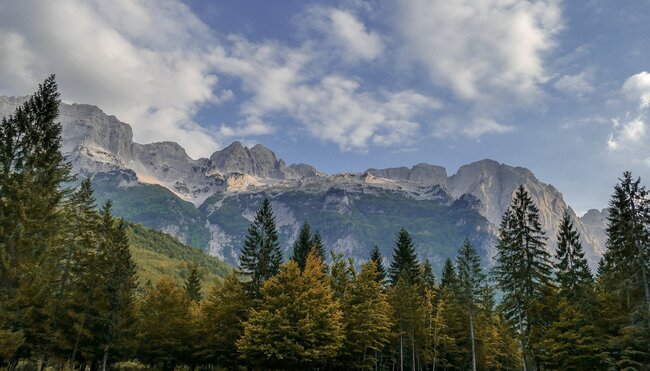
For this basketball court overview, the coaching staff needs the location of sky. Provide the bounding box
[1,0,649,214]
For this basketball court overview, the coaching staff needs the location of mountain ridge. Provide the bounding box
[0,96,607,269]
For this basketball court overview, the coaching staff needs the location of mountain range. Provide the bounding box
[0,96,609,271]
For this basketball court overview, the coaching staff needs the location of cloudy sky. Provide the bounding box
[1,0,649,213]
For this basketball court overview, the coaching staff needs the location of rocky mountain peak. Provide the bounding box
[366,163,448,187]
[209,141,286,179]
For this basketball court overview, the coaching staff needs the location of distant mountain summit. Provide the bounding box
[0,96,607,269]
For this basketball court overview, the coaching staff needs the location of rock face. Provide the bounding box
[367,163,448,187]
[0,96,609,269]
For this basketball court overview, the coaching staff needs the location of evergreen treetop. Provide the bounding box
[369,245,387,284]
[238,198,282,297]
[554,210,593,301]
[388,227,420,286]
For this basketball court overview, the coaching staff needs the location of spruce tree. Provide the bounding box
[238,198,282,297]
[602,172,650,315]
[492,185,553,370]
[456,240,486,371]
[554,210,593,301]
[388,227,420,286]
[96,205,137,370]
[440,258,457,288]
[421,260,436,292]
[291,222,312,271]
[597,172,650,366]
[369,245,387,284]
[0,76,71,363]
[311,231,327,265]
[184,265,202,302]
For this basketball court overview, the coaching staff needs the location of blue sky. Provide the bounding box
[1,0,649,213]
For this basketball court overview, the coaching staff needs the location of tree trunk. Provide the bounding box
[469,310,477,371]
[518,311,528,371]
[102,345,110,371]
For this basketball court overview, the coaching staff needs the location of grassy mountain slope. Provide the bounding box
[126,222,231,289]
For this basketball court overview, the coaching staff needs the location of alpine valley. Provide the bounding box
[0,96,608,271]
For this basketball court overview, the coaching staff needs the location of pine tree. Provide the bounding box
[339,260,392,369]
[369,245,387,284]
[456,240,486,371]
[492,185,554,370]
[555,210,593,301]
[197,271,252,368]
[291,222,312,271]
[389,228,420,286]
[184,265,202,302]
[238,198,282,297]
[237,250,343,368]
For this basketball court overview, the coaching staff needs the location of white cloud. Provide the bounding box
[304,7,385,63]
[392,0,562,102]
[554,70,595,97]
[0,0,222,158]
[607,118,646,151]
[218,118,275,138]
[463,118,514,138]
[622,71,650,109]
[211,37,440,150]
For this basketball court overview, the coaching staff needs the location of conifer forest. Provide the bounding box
[2,78,650,370]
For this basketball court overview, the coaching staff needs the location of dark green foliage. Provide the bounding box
[184,265,202,302]
[369,245,387,284]
[441,257,456,288]
[311,231,327,265]
[492,185,554,369]
[421,260,436,291]
[554,211,593,301]
[597,172,650,366]
[388,228,420,286]
[239,198,283,297]
[456,240,486,371]
[291,222,312,271]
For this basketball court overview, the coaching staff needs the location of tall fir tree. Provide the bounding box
[456,240,486,371]
[184,265,202,303]
[554,210,593,301]
[440,258,457,289]
[311,231,327,266]
[238,198,282,297]
[369,245,387,284]
[597,172,650,367]
[96,204,138,370]
[388,228,420,286]
[0,76,71,365]
[291,222,312,271]
[492,186,554,370]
